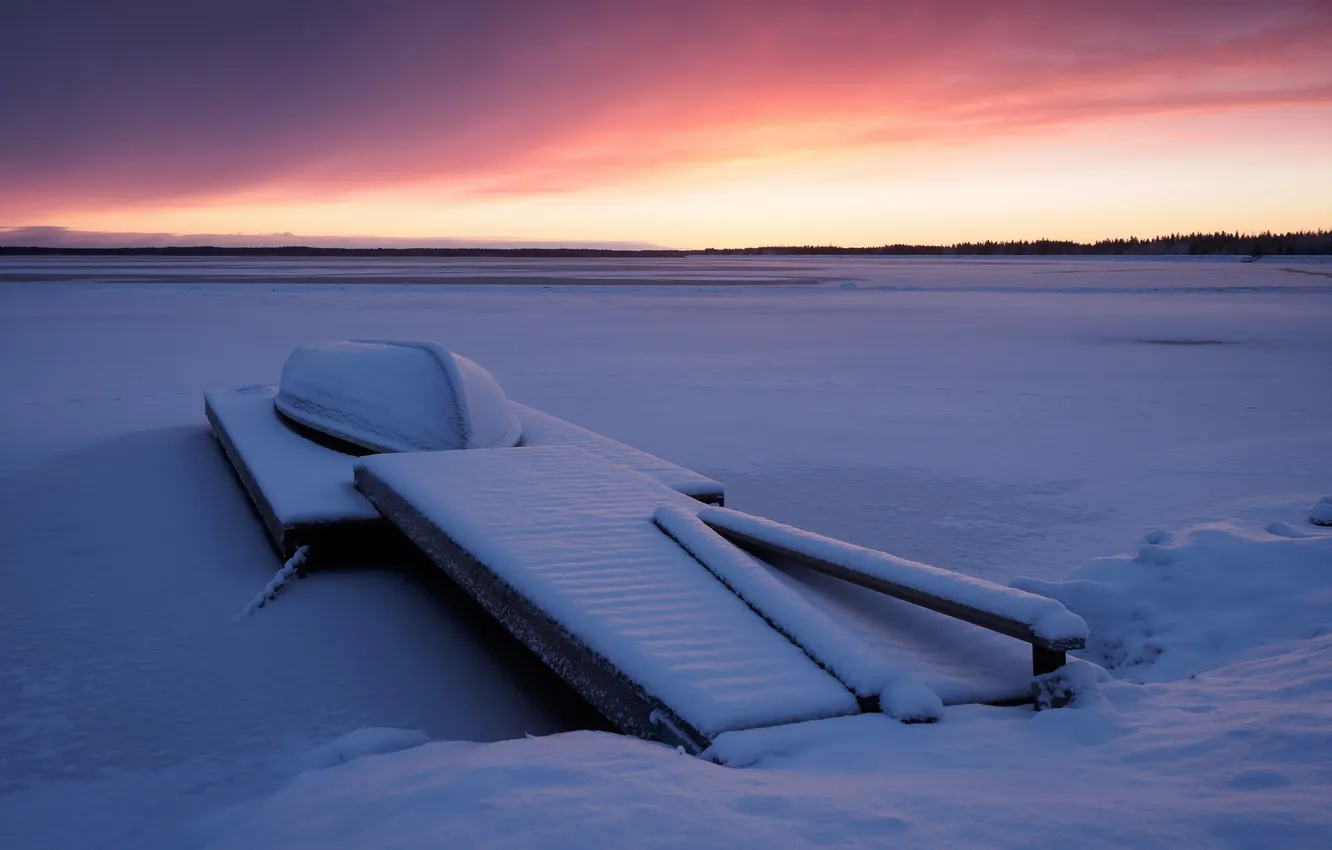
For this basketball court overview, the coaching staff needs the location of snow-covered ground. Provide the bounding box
[1,256,1329,848]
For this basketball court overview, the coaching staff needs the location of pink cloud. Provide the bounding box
[2,1,1328,217]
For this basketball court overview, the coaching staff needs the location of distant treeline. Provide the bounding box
[1,230,1328,257]
[703,231,1332,257]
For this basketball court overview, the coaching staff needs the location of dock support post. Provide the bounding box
[1032,646,1066,677]
[1032,647,1074,710]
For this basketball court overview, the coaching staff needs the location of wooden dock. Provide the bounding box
[206,386,724,560]
[354,446,860,753]
[208,384,1089,751]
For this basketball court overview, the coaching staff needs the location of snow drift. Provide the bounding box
[1014,518,1332,683]
[198,508,1332,850]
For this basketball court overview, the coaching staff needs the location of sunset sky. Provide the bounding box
[2,0,1330,248]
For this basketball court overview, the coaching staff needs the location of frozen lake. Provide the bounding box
[1,255,1329,847]
[4,255,1327,571]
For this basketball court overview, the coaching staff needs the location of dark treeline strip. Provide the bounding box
[1,230,1328,257]
[705,231,1332,257]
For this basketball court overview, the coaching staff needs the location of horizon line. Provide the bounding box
[1,228,1329,258]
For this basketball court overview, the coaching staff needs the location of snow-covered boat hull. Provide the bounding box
[275,340,523,454]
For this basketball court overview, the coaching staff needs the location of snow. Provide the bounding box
[513,401,722,500]
[653,505,942,721]
[698,505,1089,646]
[1,255,1330,848]
[355,446,860,740]
[1014,519,1332,683]
[200,504,1332,847]
[203,387,723,544]
[236,545,310,619]
[201,637,1332,850]
[437,342,528,450]
[275,339,522,452]
[298,727,431,771]
[204,384,381,527]
[1311,496,1332,526]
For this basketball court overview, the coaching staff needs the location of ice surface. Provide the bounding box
[0,424,592,850]
[2,255,1329,848]
[355,446,860,738]
[698,505,1089,645]
[653,506,942,721]
[275,340,522,452]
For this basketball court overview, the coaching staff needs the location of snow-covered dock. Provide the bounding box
[696,506,1089,678]
[205,385,387,560]
[205,386,723,559]
[8,262,1330,848]
[206,338,1089,748]
[355,446,860,753]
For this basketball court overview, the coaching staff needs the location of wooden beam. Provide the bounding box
[207,396,402,566]
[1032,646,1067,677]
[704,522,1085,655]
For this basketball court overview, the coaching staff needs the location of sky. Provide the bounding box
[1,0,1329,248]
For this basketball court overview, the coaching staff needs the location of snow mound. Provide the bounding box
[1310,495,1332,526]
[1014,517,1332,683]
[1032,658,1109,710]
[300,727,432,771]
[201,639,1332,850]
[275,340,521,453]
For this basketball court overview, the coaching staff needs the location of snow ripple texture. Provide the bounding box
[355,446,859,737]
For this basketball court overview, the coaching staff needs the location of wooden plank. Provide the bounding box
[704,522,1085,654]
[206,395,292,558]
[207,395,399,565]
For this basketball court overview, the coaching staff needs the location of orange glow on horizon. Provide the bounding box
[36,105,1332,248]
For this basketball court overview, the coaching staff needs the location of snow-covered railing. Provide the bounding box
[654,506,943,722]
[696,506,1088,684]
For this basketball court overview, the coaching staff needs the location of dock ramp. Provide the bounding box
[354,446,860,753]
